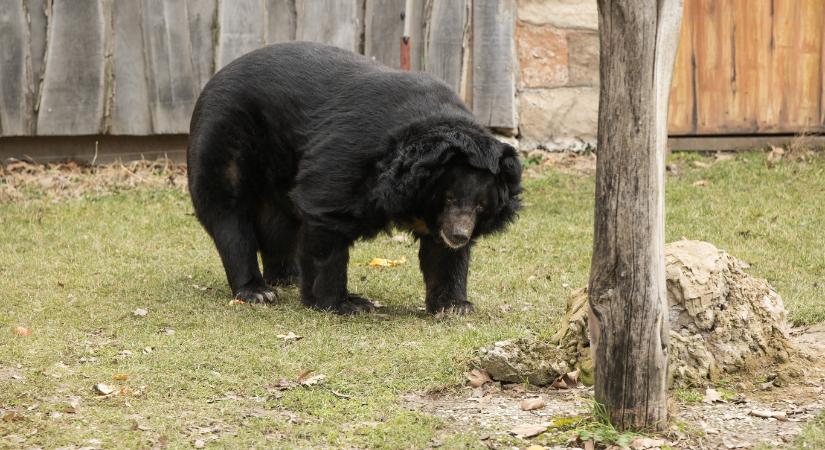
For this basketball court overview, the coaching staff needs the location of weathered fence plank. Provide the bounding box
[0,0,32,135]
[425,0,470,96]
[365,0,404,68]
[187,0,217,90]
[111,0,152,135]
[37,0,105,135]
[216,0,266,70]
[142,0,198,134]
[296,0,361,52]
[27,0,48,128]
[472,0,517,129]
[266,0,297,44]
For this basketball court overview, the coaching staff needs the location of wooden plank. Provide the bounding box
[266,0,296,44]
[188,0,217,90]
[216,0,266,70]
[472,0,517,129]
[364,0,405,68]
[0,0,33,135]
[666,0,695,134]
[667,135,825,152]
[295,0,361,53]
[111,0,152,135]
[424,0,470,94]
[142,0,198,134]
[27,0,48,127]
[37,0,105,135]
[0,135,188,164]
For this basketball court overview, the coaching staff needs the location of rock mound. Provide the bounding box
[476,240,793,387]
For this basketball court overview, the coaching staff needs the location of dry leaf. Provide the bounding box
[194,439,206,448]
[12,326,31,336]
[767,145,785,167]
[551,377,568,389]
[113,373,129,381]
[520,397,546,411]
[749,409,787,420]
[509,423,548,438]
[466,369,492,388]
[94,383,115,395]
[143,346,154,354]
[159,328,175,336]
[132,308,148,317]
[228,299,246,306]
[1,412,25,422]
[368,257,407,268]
[563,369,580,386]
[692,179,710,187]
[630,437,668,449]
[525,446,545,450]
[276,332,303,341]
[692,160,711,169]
[703,388,723,404]
[300,374,326,386]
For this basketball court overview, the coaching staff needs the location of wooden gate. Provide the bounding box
[668,0,825,135]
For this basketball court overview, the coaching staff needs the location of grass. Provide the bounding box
[1,150,824,448]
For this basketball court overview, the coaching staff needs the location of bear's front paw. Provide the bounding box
[335,294,376,315]
[235,287,277,304]
[430,300,475,317]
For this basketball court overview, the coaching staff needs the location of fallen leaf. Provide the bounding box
[113,373,129,381]
[466,369,492,388]
[693,179,710,187]
[368,257,407,268]
[551,377,568,389]
[692,160,711,169]
[563,369,580,386]
[276,331,303,341]
[509,423,548,438]
[117,350,133,358]
[703,388,723,404]
[267,378,298,391]
[194,439,206,448]
[132,308,148,317]
[520,397,546,411]
[94,383,115,396]
[1,412,25,422]
[228,299,246,306]
[159,328,175,336]
[630,437,668,449]
[143,346,154,354]
[525,446,545,450]
[12,326,31,336]
[767,145,785,167]
[749,409,788,420]
[300,374,326,386]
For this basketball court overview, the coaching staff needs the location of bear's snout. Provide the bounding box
[439,210,476,249]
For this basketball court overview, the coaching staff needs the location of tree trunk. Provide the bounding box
[588,0,683,431]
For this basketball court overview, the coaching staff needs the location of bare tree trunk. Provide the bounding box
[588,0,683,431]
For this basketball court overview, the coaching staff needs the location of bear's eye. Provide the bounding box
[476,202,486,212]
[445,193,456,204]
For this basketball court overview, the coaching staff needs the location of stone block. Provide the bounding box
[518,87,598,150]
[517,22,567,88]
[517,0,598,30]
[567,31,599,86]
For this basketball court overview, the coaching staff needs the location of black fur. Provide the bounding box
[187,42,522,314]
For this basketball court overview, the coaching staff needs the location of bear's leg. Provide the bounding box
[419,236,474,315]
[210,212,275,303]
[297,225,375,314]
[254,204,300,287]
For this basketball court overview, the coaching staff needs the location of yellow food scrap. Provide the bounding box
[368,257,407,268]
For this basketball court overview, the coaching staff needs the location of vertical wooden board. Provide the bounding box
[0,1,32,136]
[216,0,265,70]
[365,0,404,68]
[472,0,517,129]
[266,0,296,44]
[776,0,822,131]
[424,0,470,94]
[666,0,694,135]
[406,0,426,70]
[730,0,770,133]
[111,0,152,135]
[142,0,198,134]
[295,0,361,53]
[37,0,105,135]
[27,0,48,121]
[187,0,216,90]
[692,0,734,134]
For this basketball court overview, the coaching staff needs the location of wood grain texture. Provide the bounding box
[142,0,198,134]
[216,0,266,70]
[668,0,825,135]
[472,0,517,129]
[0,0,32,135]
[188,0,217,90]
[296,0,362,52]
[37,0,106,135]
[425,0,470,95]
[27,0,48,125]
[266,0,297,44]
[111,0,152,135]
[589,0,682,431]
[365,0,404,68]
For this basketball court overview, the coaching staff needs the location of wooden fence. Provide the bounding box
[0,0,518,138]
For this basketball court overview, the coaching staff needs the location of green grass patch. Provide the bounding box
[1,151,823,448]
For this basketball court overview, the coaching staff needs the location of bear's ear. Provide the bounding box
[498,143,522,191]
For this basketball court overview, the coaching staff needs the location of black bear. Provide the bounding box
[187,42,522,315]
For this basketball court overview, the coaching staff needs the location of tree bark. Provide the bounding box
[588,0,683,431]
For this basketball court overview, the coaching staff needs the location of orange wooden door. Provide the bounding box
[668,0,825,135]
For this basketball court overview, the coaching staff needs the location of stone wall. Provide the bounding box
[516,0,599,151]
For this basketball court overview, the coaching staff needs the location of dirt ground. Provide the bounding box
[405,326,825,449]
